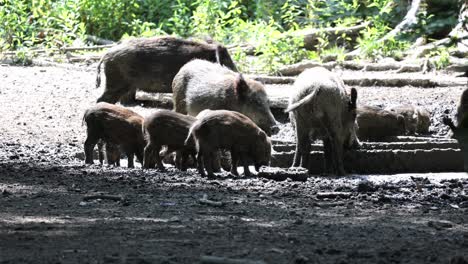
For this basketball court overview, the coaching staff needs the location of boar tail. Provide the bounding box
[96,56,104,88]
[184,127,197,150]
[285,88,320,113]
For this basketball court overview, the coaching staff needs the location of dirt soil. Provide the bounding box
[1,64,468,264]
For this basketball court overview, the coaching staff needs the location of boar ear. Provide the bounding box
[349,88,357,111]
[235,74,249,100]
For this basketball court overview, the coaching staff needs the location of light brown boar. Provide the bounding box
[172,59,278,136]
[143,109,197,171]
[186,109,271,178]
[83,102,145,168]
[356,105,406,140]
[386,104,431,134]
[286,67,358,176]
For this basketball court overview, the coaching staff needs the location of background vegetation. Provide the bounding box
[0,0,465,72]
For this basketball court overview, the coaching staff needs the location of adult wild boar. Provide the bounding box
[357,105,406,140]
[186,109,271,178]
[83,103,145,168]
[443,88,468,133]
[285,67,357,175]
[96,36,237,104]
[143,109,197,171]
[443,88,468,172]
[172,59,278,135]
[386,104,431,134]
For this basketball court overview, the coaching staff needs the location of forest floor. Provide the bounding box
[1,63,468,264]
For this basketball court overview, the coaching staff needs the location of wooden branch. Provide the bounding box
[85,35,115,45]
[288,22,370,50]
[382,0,423,42]
[60,45,114,52]
[348,0,423,57]
[247,75,296,84]
[198,194,224,207]
[227,43,256,55]
[277,60,422,76]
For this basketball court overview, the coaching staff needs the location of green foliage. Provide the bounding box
[427,47,451,70]
[0,0,460,72]
[356,24,410,61]
[0,0,85,51]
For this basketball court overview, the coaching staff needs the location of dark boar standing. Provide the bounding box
[83,102,145,168]
[186,109,271,178]
[96,36,237,104]
[386,104,431,135]
[285,67,357,176]
[356,105,406,140]
[172,59,278,135]
[443,87,468,172]
[143,109,196,171]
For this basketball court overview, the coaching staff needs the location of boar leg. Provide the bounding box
[126,152,135,168]
[197,152,206,176]
[211,151,222,172]
[323,138,333,175]
[153,144,165,170]
[96,76,129,104]
[143,143,156,169]
[331,134,345,176]
[230,148,239,176]
[240,155,251,177]
[84,135,100,165]
[97,140,105,165]
[203,152,215,178]
[293,121,310,169]
[120,89,137,105]
[179,150,189,171]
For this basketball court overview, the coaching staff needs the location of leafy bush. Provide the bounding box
[0,0,84,50]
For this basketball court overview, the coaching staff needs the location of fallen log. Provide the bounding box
[248,75,295,84]
[278,60,423,76]
[289,22,370,50]
[60,45,114,52]
[277,60,334,76]
[380,0,423,43]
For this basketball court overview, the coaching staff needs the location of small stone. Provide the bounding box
[428,220,453,230]
[316,192,351,199]
[294,254,309,264]
[450,256,468,264]
[357,181,377,193]
[2,189,12,196]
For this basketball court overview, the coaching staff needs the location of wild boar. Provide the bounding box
[386,104,431,134]
[285,67,358,175]
[172,59,278,135]
[357,105,406,140]
[186,109,271,178]
[143,109,197,171]
[96,36,237,104]
[83,102,145,168]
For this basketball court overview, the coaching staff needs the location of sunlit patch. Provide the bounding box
[0,183,68,196]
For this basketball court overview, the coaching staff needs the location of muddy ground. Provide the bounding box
[1,63,468,264]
